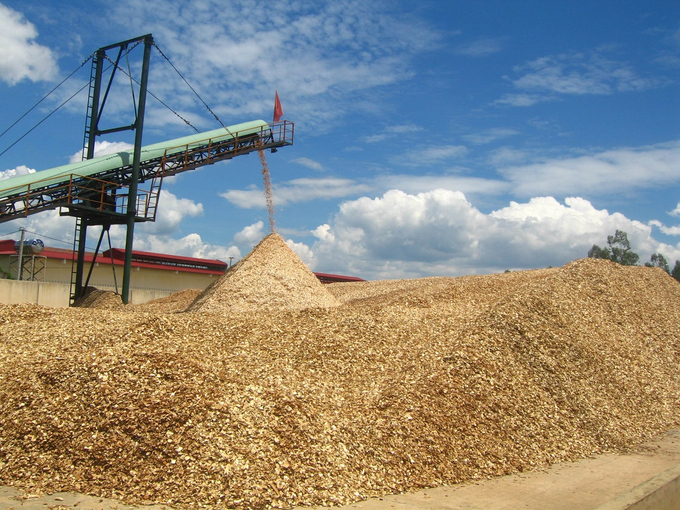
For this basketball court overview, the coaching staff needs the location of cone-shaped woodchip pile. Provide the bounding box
[1,250,680,509]
[187,233,339,313]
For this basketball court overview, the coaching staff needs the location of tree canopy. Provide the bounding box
[646,253,670,273]
[588,230,679,283]
[587,230,640,266]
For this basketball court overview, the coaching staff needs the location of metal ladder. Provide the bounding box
[80,57,99,162]
[69,217,85,305]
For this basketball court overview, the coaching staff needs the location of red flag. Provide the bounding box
[273,91,283,123]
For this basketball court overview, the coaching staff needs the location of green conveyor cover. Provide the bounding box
[0,119,269,199]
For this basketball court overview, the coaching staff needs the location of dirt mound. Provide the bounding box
[1,259,680,509]
[187,233,339,313]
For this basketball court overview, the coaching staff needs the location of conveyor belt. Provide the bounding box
[0,119,294,223]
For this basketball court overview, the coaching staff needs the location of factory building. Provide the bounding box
[0,239,363,307]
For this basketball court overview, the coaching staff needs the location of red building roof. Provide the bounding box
[103,247,227,275]
[314,272,366,284]
[0,240,226,276]
[0,240,366,282]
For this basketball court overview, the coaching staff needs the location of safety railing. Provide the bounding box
[0,173,159,223]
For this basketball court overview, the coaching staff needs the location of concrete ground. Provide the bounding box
[2,430,680,510]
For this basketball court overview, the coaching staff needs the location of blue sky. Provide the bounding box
[0,0,679,280]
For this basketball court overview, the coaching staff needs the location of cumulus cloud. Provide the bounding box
[649,220,680,237]
[0,164,35,181]
[286,238,317,269]
[68,141,135,164]
[233,221,266,246]
[137,190,203,236]
[308,190,670,279]
[6,210,73,249]
[130,232,240,262]
[650,205,680,237]
[2,196,236,264]
[8,188,678,282]
[0,3,58,85]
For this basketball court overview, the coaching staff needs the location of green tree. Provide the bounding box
[645,253,670,273]
[587,230,640,266]
[672,261,680,283]
[587,244,610,260]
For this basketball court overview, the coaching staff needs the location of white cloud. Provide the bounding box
[0,164,35,181]
[462,128,519,145]
[308,190,669,279]
[286,238,316,269]
[374,174,509,197]
[5,210,75,251]
[493,93,550,107]
[499,140,680,197]
[650,219,680,237]
[276,177,371,203]
[655,55,680,68]
[105,0,441,130]
[219,186,266,209]
[399,145,469,166]
[137,190,203,236]
[9,188,679,282]
[1,212,250,273]
[221,177,371,208]
[504,52,662,103]
[233,221,266,246]
[312,224,334,243]
[454,38,504,57]
[0,3,58,85]
[221,172,511,211]
[364,123,424,143]
[131,232,241,262]
[292,158,324,171]
[364,134,389,144]
[386,124,425,134]
[68,141,135,164]
[487,147,531,166]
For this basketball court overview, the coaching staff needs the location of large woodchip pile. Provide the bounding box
[187,233,340,313]
[1,240,680,509]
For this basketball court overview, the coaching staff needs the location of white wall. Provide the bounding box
[0,279,175,308]
[0,279,70,307]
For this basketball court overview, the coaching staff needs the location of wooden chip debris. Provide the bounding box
[1,246,680,509]
[187,233,340,313]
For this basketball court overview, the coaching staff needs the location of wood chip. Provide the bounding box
[187,233,339,313]
[1,249,679,509]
